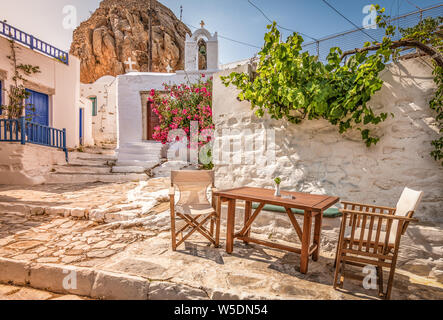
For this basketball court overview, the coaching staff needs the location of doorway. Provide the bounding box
[25,89,49,126]
[79,108,84,145]
[146,100,160,141]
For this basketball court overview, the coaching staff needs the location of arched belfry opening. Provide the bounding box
[198,39,208,70]
[184,20,219,72]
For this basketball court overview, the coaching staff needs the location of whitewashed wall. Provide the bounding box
[213,58,443,223]
[0,36,81,148]
[116,71,214,146]
[0,143,66,185]
[80,76,117,145]
[78,97,94,146]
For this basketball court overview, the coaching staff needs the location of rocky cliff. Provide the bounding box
[70,0,191,83]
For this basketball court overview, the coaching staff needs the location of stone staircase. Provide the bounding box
[45,142,195,183]
[45,149,149,184]
[113,141,165,174]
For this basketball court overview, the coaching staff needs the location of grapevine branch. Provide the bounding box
[341,39,443,68]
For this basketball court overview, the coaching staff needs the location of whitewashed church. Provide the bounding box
[85,23,220,173]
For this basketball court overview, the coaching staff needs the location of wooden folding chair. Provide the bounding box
[169,170,220,250]
[333,187,423,300]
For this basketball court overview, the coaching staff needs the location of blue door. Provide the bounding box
[79,108,84,145]
[25,89,49,126]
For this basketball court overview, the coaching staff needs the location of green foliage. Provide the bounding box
[274,177,281,185]
[400,16,443,47]
[1,39,41,120]
[221,6,443,165]
[430,66,443,165]
[222,21,390,146]
[399,17,442,166]
[200,148,215,170]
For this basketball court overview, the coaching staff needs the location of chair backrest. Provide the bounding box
[171,170,214,206]
[395,187,423,217]
[392,187,423,236]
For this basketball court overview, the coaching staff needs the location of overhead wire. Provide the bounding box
[184,23,262,49]
[321,0,378,42]
[247,0,319,42]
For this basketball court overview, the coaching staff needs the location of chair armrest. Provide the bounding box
[341,201,396,213]
[340,208,418,222]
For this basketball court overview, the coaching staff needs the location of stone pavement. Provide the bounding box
[0,178,170,222]
[0,284,87,300]
[0,179,442,300]
[0,178,171,267]
[0,211,158,266]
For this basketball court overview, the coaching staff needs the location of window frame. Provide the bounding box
[88,96,98,117]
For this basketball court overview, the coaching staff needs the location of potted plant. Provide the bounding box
[274,177,281,197]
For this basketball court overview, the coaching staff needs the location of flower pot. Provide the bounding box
[274,183,281,197]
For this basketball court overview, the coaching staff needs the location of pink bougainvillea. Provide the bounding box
[149,75,214,146]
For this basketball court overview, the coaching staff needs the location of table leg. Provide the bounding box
[313,211,323,261]
[215,196,222,247]
[243,201,252,244]
[226,199,236,254]
[300,210,312,274]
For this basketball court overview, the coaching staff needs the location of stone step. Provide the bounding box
[111,166,146,174]
[77,156,117,162]
[44,172,148,184]
[122,141,163,147]
[117,144,164,154]
[68,158,115,167]
[53,165,111,174]
[69,152,117,160]
[114,160,159,168]
[116,153,161,162]
[116,148,163,157]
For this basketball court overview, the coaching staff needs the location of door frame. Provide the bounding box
[146,100,156,141]
[140,90,164,141]
[79,107,84,145]
[25,89,50,126]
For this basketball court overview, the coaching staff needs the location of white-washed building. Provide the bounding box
[0,21,92,184]
[80,75,117,146]
[113,25,219,173]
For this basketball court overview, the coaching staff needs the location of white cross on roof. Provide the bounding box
[124,57,137,72]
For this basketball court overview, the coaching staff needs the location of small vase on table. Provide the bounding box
[274,177,281,197]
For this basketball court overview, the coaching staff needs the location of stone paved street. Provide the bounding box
[0,211,159,266]
[0,178,169,214]
[0,179,442,300]
[0,284,87,300]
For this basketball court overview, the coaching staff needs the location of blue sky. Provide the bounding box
[0,0,441,64]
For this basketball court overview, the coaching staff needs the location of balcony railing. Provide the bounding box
[0,117,68,161]
[0,20,69,65]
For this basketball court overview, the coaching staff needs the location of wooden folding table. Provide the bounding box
[214,187,339,274]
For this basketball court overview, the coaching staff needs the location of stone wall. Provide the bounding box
[213,57,443,224]
[0,143,66,185]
